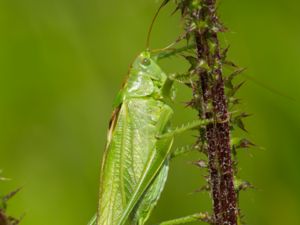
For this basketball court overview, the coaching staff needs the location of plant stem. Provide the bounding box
[178,0,239,224]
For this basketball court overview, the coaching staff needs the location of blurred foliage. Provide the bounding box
[0,0,299,225]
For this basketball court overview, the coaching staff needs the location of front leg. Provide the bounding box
[162,73,193,101]
[157,119,213,140]
[157,212,212,225]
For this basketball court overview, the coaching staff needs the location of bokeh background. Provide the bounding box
[1,0,300,224]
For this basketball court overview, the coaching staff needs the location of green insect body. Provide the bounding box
[93,49,210,225]
[97,51,175,225]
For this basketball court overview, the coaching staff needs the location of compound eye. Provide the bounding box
[142,58,151,66]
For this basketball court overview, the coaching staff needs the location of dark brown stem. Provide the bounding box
[190,1,238,224]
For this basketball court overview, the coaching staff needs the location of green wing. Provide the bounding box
[131,161,169,225]
[97,98,173,225]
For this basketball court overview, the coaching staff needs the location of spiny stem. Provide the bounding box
[176,0,239,224]
[195,1,237,224]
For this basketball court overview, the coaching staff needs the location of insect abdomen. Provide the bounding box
[98,98,173,225]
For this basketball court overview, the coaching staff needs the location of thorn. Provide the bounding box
[192,160,208,168]
[8,215,21,225]
[223,60,239,68]
[225,68,247,90]
[235,179,255,192]
[237,139,256,149]
[231,113,251,132]
[184,55,198,71]
[198,212,214,224]
[228,68,247,80]
[235,118,247,132]
[228,97,241,105]
[203,175,210,183]
[235,138,265,151]
[194,143,202,150]
[238,112,252,118]
[185,100,196,108]
[229,81,246,97]
[2,187,22,203]
[225,80,234,89]
[221,45,230,60]
[195,184,210,193]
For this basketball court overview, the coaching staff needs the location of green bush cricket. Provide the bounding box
[94,49,211,225]
[90,2,212,225]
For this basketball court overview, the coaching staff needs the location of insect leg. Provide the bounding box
[157,212,211,225]
[170,144,198,159]
[87,215,96,225]
[155,44,196,60]
[162,73,194,100]
[168,73,192,85]
[157,119,212,140]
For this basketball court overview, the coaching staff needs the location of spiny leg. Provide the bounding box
[155,44,196,61]
[162,72,195,101]
[170,142,205,159]
[157,212,212,225]
[168,73,193,86]
[157,119,212,140]
[170,145,196,159]
[87,215,96,225]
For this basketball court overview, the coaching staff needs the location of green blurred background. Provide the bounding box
[0,0,300,224]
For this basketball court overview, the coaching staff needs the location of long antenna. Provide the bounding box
[146,0,170,49]
[244,74,296,102]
